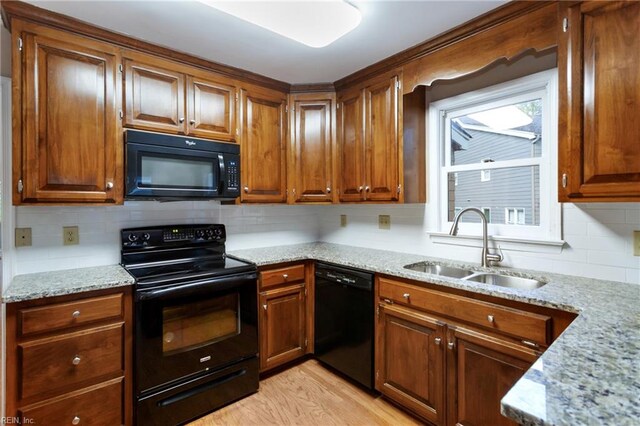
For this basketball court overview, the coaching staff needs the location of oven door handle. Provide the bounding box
[136,272,257,301]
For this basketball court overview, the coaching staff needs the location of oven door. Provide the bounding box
[126,142,223,199]
[135,271,258,395]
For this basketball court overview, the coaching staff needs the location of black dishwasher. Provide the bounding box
[314,262,374,390]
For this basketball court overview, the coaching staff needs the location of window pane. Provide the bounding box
[447,166,540,225]
[450,99,542,166]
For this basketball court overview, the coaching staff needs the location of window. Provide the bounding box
[428,70,560,241]
[505,208,525,225]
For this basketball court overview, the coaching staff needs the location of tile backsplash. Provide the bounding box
[10,201,639,284]
[14,202,320,275]
[318,203,640,285]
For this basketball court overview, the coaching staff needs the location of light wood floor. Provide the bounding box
[189,359,423,426]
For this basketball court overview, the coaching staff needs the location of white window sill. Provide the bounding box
[428,232,565,254]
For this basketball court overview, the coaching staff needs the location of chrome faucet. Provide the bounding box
[449,207,503,268]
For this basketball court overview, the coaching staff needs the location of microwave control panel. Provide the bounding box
[226,159,239,191]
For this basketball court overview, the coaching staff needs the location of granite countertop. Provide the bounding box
[2,242,638,425]
[2,264,135,303]
[228,242,640,426]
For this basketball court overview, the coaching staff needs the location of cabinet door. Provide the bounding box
[337,89,365,202]
[186,75,237,141]
[558,1,640,201]
[291,97,334,203]
[20,30,122,203]
[240,88,287,203]
[446,327,539,426]
[124,58,185,134]
[364,76,400,201]
[376,303,445,425]
[259,284,306,372]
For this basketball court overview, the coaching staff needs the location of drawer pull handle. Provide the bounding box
[402,293,410,299]
[383,298,393,305]
[434,337,442,345]
[72,416,80,425]
[72,310,81,319]
[487,315,495,324]
[72,356,81,366]
[283,274,289,280]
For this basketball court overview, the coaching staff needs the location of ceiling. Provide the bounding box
[25,1,506,84]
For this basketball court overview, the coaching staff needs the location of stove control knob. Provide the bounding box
[142,233,151,241]
[205,229,214,239]
[214,228,223,236]
[196,230,205,239]
[128,233,139,242]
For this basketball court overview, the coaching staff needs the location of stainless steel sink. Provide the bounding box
[465,273,547,290]
[404,262,474,279]
[403,262,548,290]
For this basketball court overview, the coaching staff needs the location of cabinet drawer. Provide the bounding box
[379,278,550,344]
[19,378,123,426]
[19,293,123,337]
[20,323,124,400]
[260,264,305,289]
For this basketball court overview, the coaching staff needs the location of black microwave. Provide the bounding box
[125,130,240,200]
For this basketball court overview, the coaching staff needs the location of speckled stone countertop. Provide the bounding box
[229,242,640,426]
[2,265,135,303]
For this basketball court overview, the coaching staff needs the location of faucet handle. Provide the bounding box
[487,245,504,265]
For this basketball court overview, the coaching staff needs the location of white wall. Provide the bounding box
[13,202,320,275]
[317,203,640,285]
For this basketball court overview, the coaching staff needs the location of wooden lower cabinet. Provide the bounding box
[5,288,132,425]
[376,303,445,425]
[258,262,313,372]
[446,327,538,426]
[259,284,306,371]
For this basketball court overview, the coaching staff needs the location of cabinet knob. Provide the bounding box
[434,337,442,345]
[358,186,363,192]
[283,274,289,280]
[72,416,80,425]
[72,310,80,319]
[262,304,267,311]
[106,182,114,190]
[487,315,495,324]
[326,187,331,193]
[244,186,249,193]
[189,119,196,125]
[365,186,370,192]
[72,355,81,366]
[402,293,410,300]
[448,341,455,350]
[179,117,185,123]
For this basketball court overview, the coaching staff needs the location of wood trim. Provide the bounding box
[1,0,290,93]
[334,1,557,91]
[290,83,335,94]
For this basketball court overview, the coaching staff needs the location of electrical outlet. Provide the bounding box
[15,228,32,247]
[379,215,391,230]
[63,226,79,246]
[340,214,347,227]
[634,230,640,256]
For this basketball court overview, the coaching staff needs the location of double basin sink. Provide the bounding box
[404,262,547,290]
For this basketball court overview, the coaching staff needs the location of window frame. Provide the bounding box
[428,70,560,242]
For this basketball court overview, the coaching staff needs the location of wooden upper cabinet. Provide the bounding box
[337,74,401,203]
[124,58,186,134]
[337,89,366,202]
[187,76,237,141]
[376,303,445,425]
[289,94,335,203]
[16,25,122,204]
[558,1,640,201]
[446,327,538,426]
[365,76,400,201]
[240,87,288,203]
[124,53,237,142]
